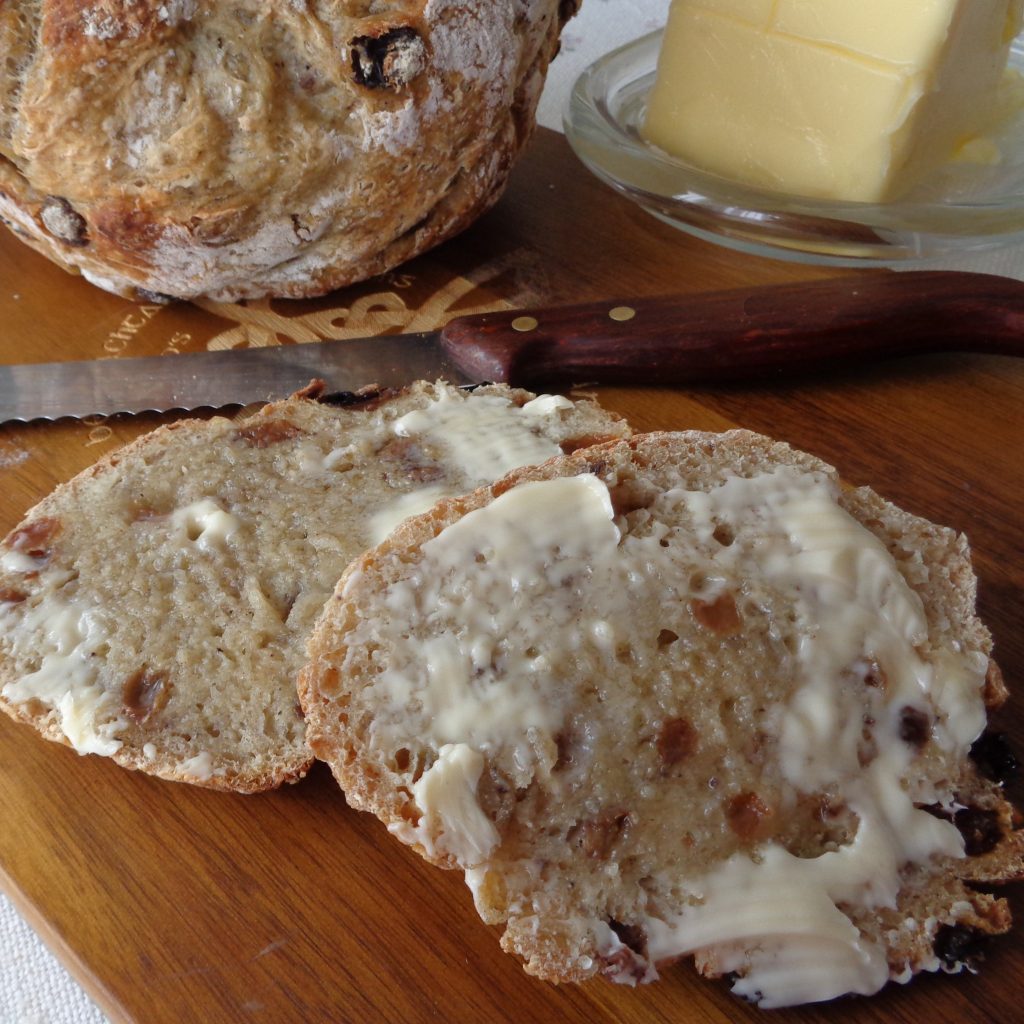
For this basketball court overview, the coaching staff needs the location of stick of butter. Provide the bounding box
[642,0,1024,202]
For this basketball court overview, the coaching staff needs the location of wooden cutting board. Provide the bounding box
[1,128,1022,1024]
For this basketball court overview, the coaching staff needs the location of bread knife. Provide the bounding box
[1,270,1022,423]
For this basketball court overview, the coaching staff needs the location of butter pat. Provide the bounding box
[392,743,500,868]
[643,0,1024,202]
[171,498,240,552]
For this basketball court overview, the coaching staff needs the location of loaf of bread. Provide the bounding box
[0,1,576,300]
[300,430,1024,1006]
[0,381,628,791]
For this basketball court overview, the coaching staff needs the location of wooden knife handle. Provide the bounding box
[439,271,1024,387]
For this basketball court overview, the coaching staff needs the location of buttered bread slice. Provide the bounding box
[300,430,1024,1006]
[0,381,627,792]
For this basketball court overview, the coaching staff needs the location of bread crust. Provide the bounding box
[300,430,1024,999]
[0,0,576,300]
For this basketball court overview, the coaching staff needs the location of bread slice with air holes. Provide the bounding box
[0,380,628,792]
[299,429,1024,1006]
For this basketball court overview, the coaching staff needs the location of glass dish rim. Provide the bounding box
[563,29,1024,264]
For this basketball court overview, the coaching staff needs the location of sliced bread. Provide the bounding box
[0,381,628,791]
[299,429,1024,1006]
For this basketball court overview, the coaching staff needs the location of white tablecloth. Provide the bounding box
[3,1,1023,1020]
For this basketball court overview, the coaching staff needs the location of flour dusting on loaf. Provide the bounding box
[300,430,1024,1006]
[0,381,627,791]
[0,0,578,300]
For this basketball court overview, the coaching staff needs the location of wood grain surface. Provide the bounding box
[1,127,1022,1024]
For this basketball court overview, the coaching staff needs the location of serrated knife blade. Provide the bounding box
[0,332,468,422]
[1,271,1022,424]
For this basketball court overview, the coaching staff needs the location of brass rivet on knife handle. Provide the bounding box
[438,271,1024,392]
[10,271,1024,423]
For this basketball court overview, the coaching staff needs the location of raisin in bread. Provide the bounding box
[0,0,577,300]
[299,430,1024,1006]
[0,381,627,792]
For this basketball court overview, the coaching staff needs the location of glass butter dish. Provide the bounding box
[563,30,1024,266]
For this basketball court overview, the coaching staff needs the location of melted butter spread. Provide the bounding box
[390,742,501,867]
[360,467,987,1003]
[392,391,566,486]
[179,750,215,781]
[1,591,125,755]
[170,498,240,551]
[373,474,620,771]
[641,747,965,1005]
[369,484,450,546]
[1,549,43,574]
[367,389,583,545]
[641,468,985,1006]
[674,470,986,782]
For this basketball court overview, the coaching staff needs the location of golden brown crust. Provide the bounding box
[984,659,1010,708]
[0,0,573,300]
